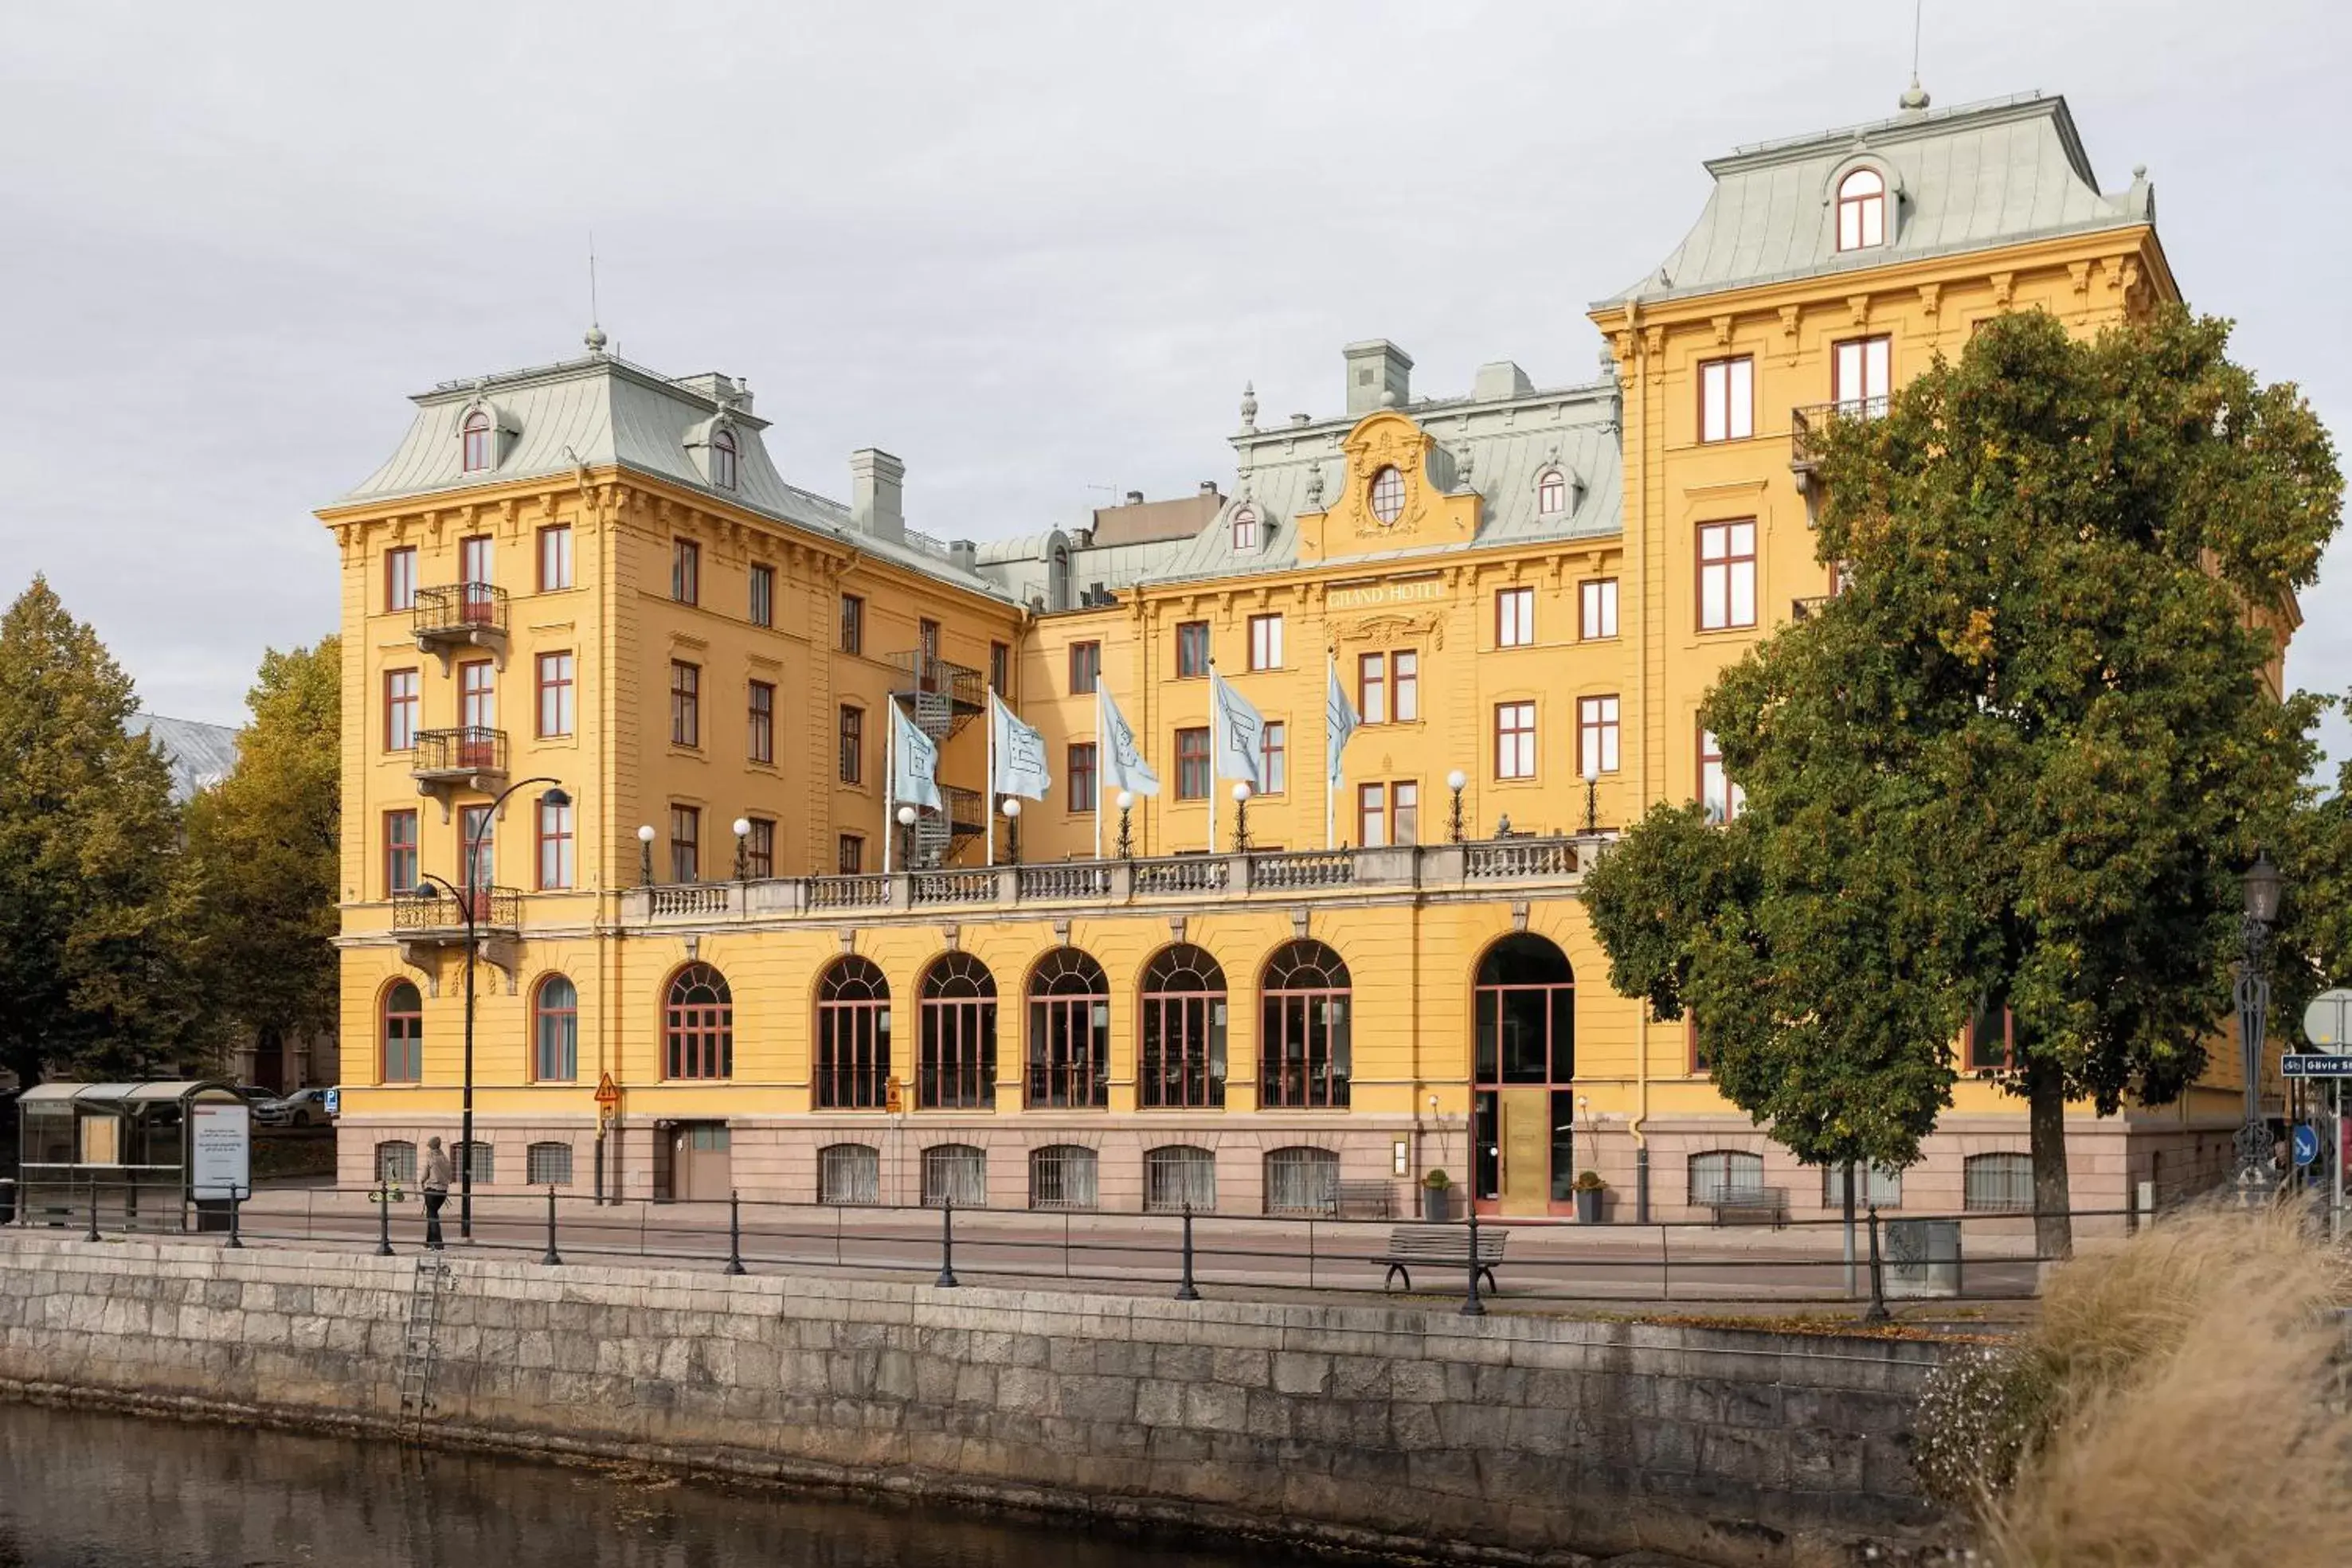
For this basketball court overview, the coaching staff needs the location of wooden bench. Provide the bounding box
[1373,1224,1508,1294]
[1335,1179,1395,1220]
[1706,1187,1789,1228]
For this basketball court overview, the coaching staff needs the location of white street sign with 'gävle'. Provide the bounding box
[2282,1054,2352,1078]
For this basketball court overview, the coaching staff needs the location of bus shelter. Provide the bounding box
[12,1081,250,1233]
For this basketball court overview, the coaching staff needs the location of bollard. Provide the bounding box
[1864,1202,1891,1324]
[542,1184,562,1267]
[375,1178,393,1257]
[1459,1209,1486,1317]
[225,1186,244,1249]
[86,1179,100,1243]
[935,1195,960,1288]
[1174,1203,1200,1301]
[723,1190,746,1277]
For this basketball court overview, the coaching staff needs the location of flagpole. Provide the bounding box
[1325,653,1337,850]
[984,690,997,867]
[1093,690,1104,861]
[1206,664,1218,855]
[882,698,895,874]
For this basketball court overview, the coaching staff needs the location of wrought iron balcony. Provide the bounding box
[412,583,508,672]
[619,834,1605,930]
[884,650,985,738]
[410,726,507,810]
[390,884,522,981]
[1788,398,1889,503]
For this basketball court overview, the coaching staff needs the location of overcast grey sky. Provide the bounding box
[4,1,2347,753]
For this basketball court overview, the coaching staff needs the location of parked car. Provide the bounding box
[233,1084,275,1105]
[254,1087,337,1129]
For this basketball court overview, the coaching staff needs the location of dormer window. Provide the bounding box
[1231,506,1259,552]
[462,410,494,473]
[1837,168,1886,251]
[1536,469,1567,516]
[710,428,738,491]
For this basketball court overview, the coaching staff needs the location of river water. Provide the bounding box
[0,1402,1376,1568]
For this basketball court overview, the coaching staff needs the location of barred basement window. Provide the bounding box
[526,1142,574,1187]
[1820,1163,1901,1210]
[1144,1146,1216,1214]
[818,1143,879,1206]
[1263,1147,1339,1216]
[922,1144,986,1207]
[1029,1145,1099,1210]
[1689,1150,1763,1205]
[1964,1153,2034,1213]
[457,1141,495,1184]
[374,1140,417,1185]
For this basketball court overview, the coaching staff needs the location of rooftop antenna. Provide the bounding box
[584,233,609,355]
[1900,0,1931,111]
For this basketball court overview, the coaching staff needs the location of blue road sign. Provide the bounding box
[2282,1054,2352,1078]
[2292,1124,2322,1168]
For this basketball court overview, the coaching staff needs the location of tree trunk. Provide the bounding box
[2026,1049,2073,1261]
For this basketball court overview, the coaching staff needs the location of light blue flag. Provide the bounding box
[1209,667,1264,790]
[1325,656,1361,787]
[1097,687,1160,797]
[990,692,1053,801]
[890,701,941,811]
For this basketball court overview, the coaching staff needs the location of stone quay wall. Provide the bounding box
[0,1234,1953,1567]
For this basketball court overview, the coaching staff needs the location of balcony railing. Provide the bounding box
[883,651,985,715]
[411,584,508,669]
[1790,595,1833,621]
[391,886,521,935]
[1789,397,1889,476]
[412,726,508,783]
[616,836,1603,931]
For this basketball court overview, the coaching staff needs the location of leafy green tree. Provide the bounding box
[184,638,341,1075]
[0,577,200,1087]
[1587,307,2338,1257]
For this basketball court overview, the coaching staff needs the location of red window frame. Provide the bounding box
[1247,614,1283,671]
[1175,726,1210,800]
[1966,1005,2016,1071]
[1837,169,1886,251]
[670,805,701,884]
[1393,651,1419,722]
[1699,728,1745,823]
[1698,355,1755,443]
[1578,694,1620,776]
[749,562,774,628]
[461,412,493,473]
[747,679,775,764]
[535,651,573,738]
[838,705,863,784]
[1068,742,1097,812]
[536,526,572,592]
[670,661,699,749]
[1138,946,1227,1109]
[744,817,775,879]
[1357,782,1387,848]
[1258,721,1286,795]
[535,793,573,890]
[532,976,577,1083]
[918,954,997,1111]
[663,963,733,1080]
[384,668,420,752]
[1259,941,1352,1110]
[710,429,738,491]
[1536,470,1567,515]
[991,641,1010,695]
[1497,587,1533,648]
[459,535,495,591]
[1495,702,1536,780]
[1175,621,1210,678]
[1580,579,1618,640]
[382,983,424,1083]
[458,659,495,732]
[1359,652,1387,725]
[1697,519,1758,632]
[385,546,417,612]
[816,957,890,1109]
[1833,335,1892,414]
[671,539,700,605]
[1068,640,1101,695]
[384,809,418,896]
[1392,780,1419,846]
[836,834,864,874]
[839,594,864,655]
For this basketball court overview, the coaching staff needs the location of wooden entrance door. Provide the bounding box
[669,1122,731,1201]
[1498,1089,1552,1216]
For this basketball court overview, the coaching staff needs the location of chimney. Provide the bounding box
[1344,340,1414,415]
[949,539,977,572]
[1198,479,1219,495]
[849,448,905,542]
[1125,490,1145,506]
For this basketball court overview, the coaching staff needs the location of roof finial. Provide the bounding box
[1239,381,1258,431]
[584,232,609,355]
[1900,0,1930,112]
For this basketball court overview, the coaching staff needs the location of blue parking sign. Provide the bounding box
[2292,1124,2321,1168]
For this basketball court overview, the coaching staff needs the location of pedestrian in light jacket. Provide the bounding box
[421,1136,453,1250]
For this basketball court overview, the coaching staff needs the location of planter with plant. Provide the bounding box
[1571,1170,1606,1223]
[1420,1167,1451,1222]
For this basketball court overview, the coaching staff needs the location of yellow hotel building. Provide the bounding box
[323,88,2247,1220]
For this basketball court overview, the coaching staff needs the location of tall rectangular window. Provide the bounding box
[1259,721,1287,795]
[837,834,864,874]
[671,539,700,605]
[745,817,775,879]
[1358,783,1388,849]
[747,679,775,764]
[1393,651,1419,722]
[670,661,699,748]
[1176,726,1210,800]
[1176,620,1210,678]
[1068,640,1100,695]
[1581,578,1619,640]
[838,705,863,784]
[1068,742,1098,812]
[1495,702,1536,780]
[1497,587,1534,648]
[384,669,420,751]
[1578,694,1621,776]
[536,794,574,890]
[460,805,495,890]
[535,652,573,738]
[1700,729,1746,823]
[460,535,494,587]
[1698,520,1757,631]
[669,806,701,883]
[385,547,417,612]
[1248,614,1284,671]
[839,593,864,654]
[918,618,941,673]
[991,641,1010,694]
[1392,780,1419,846]
[1833,335,1892,416]
[537,526,573,592]
[1699,355,1755,443]
[384,809,418,895]
[749,563,774,628]
[1359,652,1387,724]
[1967,999,2014,1072]
[459,659,495,730]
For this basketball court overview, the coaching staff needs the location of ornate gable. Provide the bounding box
[1293,411,1479,565]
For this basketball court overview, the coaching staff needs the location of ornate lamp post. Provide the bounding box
[731,817,752,882]
[1581,759,1601,834]
[1231,781,1252,854]
[424,776,566,1242]
[896,804,918,871]
[636,823,656,886]
[2235,849,2284,1202]
[1114,790,1135,859]
[1001,796,1022,866]
[1446,769,1467,845]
